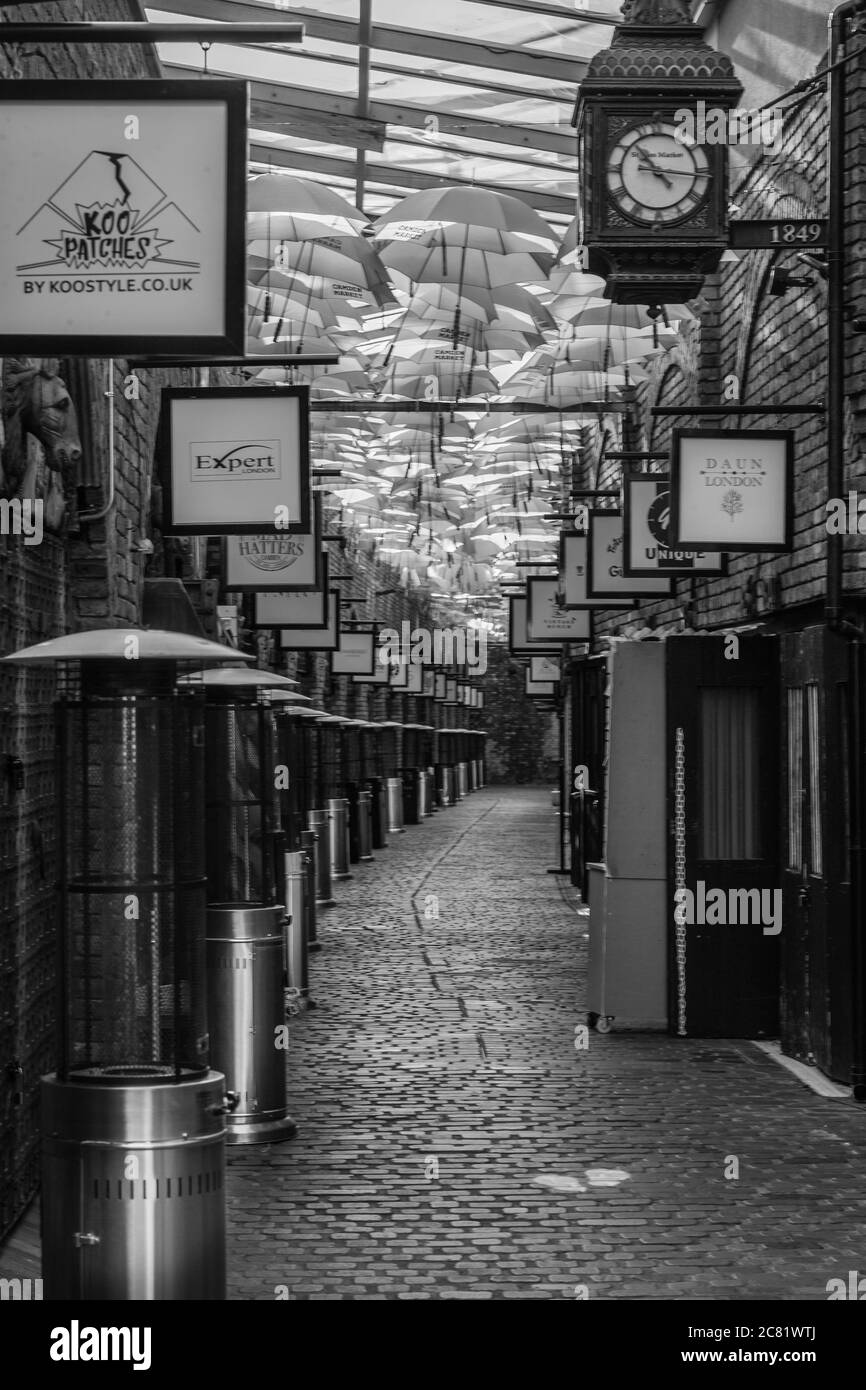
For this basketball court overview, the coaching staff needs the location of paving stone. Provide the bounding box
[225,788,866,1301]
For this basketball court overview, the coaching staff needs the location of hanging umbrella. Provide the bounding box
[372,187,559,256]
[248,174,369,237]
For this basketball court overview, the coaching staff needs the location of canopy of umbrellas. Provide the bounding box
[247,174,694,629]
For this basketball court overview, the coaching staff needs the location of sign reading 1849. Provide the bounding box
[728,219,828,250]
[0,81,247,356]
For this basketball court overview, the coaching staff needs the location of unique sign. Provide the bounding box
[728,219,827,250]
[530,656,561,683]
[508,595,560,655]
[253,557,329,629]
[445,678,458,703]
[587,512,672,599]
[224,501,323,592]
[0,80,246,355]
[160,386,311,535]
[623,475,726,578]
[527,578,591,643]
[406,662,424,694]
[278,590,340,650]
[670,430,793,552]
[434,672,447,701]
[559,532,632,609]
[423,669,436,697]
[332,627,376,676]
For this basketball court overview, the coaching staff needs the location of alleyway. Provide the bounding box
[224,788,866,1302]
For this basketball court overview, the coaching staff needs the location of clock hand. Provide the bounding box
[636,162,674,190]
[637,165,697,179]
[631,147,674,188]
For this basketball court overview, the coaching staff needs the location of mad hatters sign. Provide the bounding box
[670,430,793,552]
[160,386,311,535]
[224,501,323,592]
[0,81,246,355]
[623,475,726,578]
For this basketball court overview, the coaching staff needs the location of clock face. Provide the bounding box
[606,120,711,227]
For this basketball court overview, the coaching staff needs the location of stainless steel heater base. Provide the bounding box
[41,1070,228,1301]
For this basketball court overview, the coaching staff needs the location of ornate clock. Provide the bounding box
[573,0,743,305]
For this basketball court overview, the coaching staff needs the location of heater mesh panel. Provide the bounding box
[205,702,276,905]
[59,693,207,1080]
[317,723,342,801]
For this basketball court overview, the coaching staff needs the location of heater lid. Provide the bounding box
[1,628,251,665]
[179,666,299,689]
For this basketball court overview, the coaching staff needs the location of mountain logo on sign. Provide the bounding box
[16,150,201,274]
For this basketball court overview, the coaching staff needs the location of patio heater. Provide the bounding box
[0,629,248,1301]
[270,692,318,990]
[402,723,422,825]
[416,723,435,818]
[317,714,351,881]
[437,728,455,807]
[188,666,302,1146]
[380,721,405,834]
[302,708,335,910]
[342,718,373,864]
[455,728,469,800]
[362,722,389,850]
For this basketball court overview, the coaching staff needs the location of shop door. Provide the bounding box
[667,635,779,1037]
[780,628,852,1081]
[569,658,607,900]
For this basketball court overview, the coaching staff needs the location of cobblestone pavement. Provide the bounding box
[226,787,866,1301]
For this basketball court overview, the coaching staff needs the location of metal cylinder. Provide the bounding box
[283,852,310,1001]
[300,828,321,952]
[403,768,420,825]
[418,770,432,818]
[41,1070,227,1300]
[327,797,352,880]
[206,905,296,1145]
[469,759,479,791]
[308,809,335,907]
[456,763,468,799]
[438,766,454,807]
[357,788,374,861]
[386,776,405,833]
[369,777,389,849]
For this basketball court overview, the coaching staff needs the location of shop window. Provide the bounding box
[700,687,761,860]
[787,686,804,872]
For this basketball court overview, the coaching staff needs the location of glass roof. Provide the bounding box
[142,1,690,629]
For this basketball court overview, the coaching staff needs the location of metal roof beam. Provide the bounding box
[165,65,576,157]
[147,0,588,83]
[249,142,576,215]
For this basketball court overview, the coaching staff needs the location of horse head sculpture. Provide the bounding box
[1,356,83,529]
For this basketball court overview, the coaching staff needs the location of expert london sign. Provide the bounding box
[670,430,793,553]
[160,386,311,535]
[0,81,247,355]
